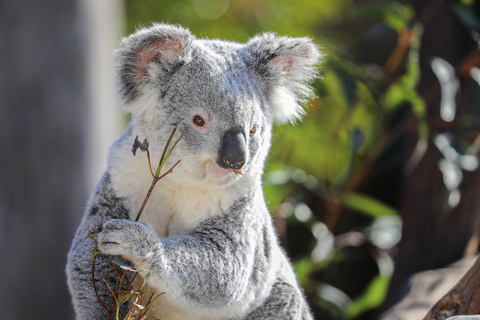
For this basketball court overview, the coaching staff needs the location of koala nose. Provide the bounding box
[218,129,246,170]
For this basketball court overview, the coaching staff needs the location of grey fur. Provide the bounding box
[67,174,132,319]
[67,23,321,319]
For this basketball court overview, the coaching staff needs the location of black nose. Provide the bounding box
[218,129,246,170]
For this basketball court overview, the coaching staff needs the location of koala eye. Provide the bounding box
[250,125,257,134]
[193,115,206,127]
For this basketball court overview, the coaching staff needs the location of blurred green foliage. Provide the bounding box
[123,0,431,319]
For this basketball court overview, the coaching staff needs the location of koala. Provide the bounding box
[67,23,321,320]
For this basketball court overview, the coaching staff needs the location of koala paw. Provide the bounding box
[98,219,157,262]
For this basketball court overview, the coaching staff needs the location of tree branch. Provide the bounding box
[424,256,480,319]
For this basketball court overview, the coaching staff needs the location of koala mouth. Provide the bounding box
[222,158,245,172]
[229,168,244,176]
[208,160,243,178]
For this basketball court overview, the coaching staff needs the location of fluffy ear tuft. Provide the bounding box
[246,33,323,124]
[115,23,195,115]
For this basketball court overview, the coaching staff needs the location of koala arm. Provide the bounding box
[67,174,132,320]
[99,194,278,318]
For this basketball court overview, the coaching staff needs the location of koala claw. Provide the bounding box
[98,241,125,257]
[98,219,155,260]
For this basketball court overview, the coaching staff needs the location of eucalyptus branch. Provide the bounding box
[156,128,177,177]
[133,128,187,222]
[159,129,188,172]
[88,127,186,319]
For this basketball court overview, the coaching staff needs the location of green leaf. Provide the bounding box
[383,3,414,32]
[342,192,399,218]
[352,2,414,32]
[144,272,151,281]
[157,129,187,177]
[113,256,138,272]
[344,275,390,318]
[460,0,475,6]
[294,257,315,285]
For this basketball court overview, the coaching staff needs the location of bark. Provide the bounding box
[424,256,480,319]
[0,0,122,318]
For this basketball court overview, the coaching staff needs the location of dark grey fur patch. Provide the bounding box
[67,174,132,320]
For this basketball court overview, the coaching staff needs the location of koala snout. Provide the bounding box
[217,129,247,170]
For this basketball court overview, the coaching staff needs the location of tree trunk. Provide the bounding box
[383,0,480,310]
[0,0,122,318]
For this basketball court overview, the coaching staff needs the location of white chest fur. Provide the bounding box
[130,179,234,238]
[107,137,249,319]
[108,134,237,235]
[110,160,237,238]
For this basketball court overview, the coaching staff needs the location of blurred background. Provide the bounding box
[2,0,480,319]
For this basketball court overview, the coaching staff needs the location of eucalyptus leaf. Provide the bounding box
[343,192,399,218]
[113,256,138,272]
[344,275,390,318]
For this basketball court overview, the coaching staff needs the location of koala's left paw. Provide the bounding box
[98,219,157,261]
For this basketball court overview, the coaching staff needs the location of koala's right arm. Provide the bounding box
[66,174,131,320]
[97,190,279,319]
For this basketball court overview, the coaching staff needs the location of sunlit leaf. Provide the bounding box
[318,283,352,310]
[344,275,390,318]
[342,192,399,217]
[352,2,414,32]
[264,184,292,213]
[431,57,459,123]
[366,216,402,250]
[382,3,414,32]
[460,0,475,6]
[294,257,315,285]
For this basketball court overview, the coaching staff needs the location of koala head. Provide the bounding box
[115,23,321,188]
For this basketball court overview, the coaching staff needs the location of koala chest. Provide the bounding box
[139,194,218,238]
[124,180,232,238]
[126,184,234,319]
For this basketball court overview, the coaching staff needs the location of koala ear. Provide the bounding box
[115,23,195,114]
[246,33,323,124]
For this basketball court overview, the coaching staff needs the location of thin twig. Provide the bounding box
[159,130,188,170]
[139,146,154,178]
[156,128,177,177]
[102,278,118,319]
[127,271,138,287]
[157,160,181,180]
[117,271,126,301]
[90,237,109,315]
[134,159,183,222]
[134,179,158,222]
[125,303,136,320]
